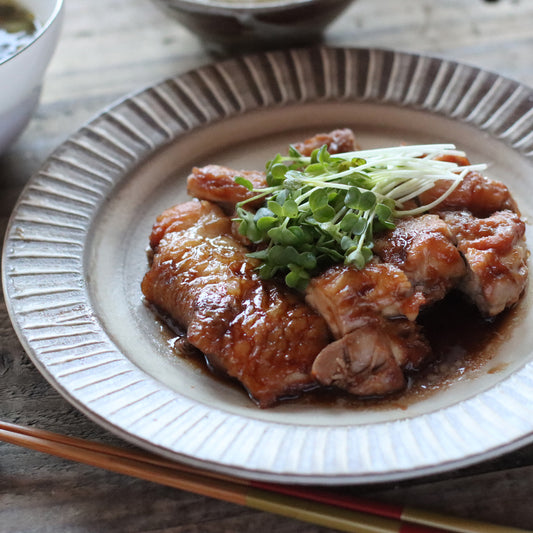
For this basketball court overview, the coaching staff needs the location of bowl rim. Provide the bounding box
[155,0,335,13]
[0,0,64,67]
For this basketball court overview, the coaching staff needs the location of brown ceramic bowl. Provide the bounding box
[152,0,356,52]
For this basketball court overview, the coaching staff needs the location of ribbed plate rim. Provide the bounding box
[3,46,533,484]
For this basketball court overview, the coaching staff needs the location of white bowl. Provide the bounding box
[0,0,64,154]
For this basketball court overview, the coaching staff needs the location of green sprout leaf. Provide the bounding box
[313,205,336,223]
[309,188,329,211]
[234,176,254,191]
[282,198,299,218]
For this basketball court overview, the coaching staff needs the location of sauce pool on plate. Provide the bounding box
[155,289,521,409]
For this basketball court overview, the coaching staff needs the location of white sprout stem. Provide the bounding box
[358,155,459,169]
[393,180,443,205]
[395,170,468,216]
[356,209,374,252]
[300,179,352,191]
[338,144,459,160]
[332,205,348,225]
[373,178,410,196]
[453,163,487,172]
[383,178,437,201]
[284,143,461,166]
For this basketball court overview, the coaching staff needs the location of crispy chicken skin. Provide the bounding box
[305,264,430,396]
[441,210,528,316]
[374,214,467,305]
[142,200,331,406]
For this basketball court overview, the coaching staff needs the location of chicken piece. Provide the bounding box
[187,165,267,213]
[418,170,519,217]
[291,128,358,156]
[305,264,430,396]
[305,263,425,337]
[148,198,221,250]
[441,210,528,316]
[142,200,331,407]
[186,129,358,210]
[374,214,467,305]
[311,319,430,397]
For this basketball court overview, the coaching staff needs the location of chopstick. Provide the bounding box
[0,423,399,533]
[0,421,525,533]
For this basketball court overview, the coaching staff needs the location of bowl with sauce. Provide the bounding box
[152,0,356,52]
[0,0,63,154]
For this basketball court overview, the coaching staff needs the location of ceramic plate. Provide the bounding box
[4,47,533,484]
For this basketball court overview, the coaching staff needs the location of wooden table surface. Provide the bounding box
[1,0,533,531]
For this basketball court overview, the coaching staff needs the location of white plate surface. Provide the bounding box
[3,47,533,484]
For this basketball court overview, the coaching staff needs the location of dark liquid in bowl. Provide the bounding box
[0,1,37,62]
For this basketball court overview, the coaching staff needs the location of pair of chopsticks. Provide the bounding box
[0,421,525,533]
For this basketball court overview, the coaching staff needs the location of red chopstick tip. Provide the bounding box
[251,480,404,520]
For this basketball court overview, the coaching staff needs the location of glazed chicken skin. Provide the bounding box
[305,264,430,396]
[187,166,267,213]
[441,210,528,316]
[422,154,527,316]
[305,263,425,337]
[291,128,358,157]
[141,200,331,407]
[374,214,467,305]
[419,170,519,218]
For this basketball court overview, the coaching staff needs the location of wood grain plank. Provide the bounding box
[2,0,533,531]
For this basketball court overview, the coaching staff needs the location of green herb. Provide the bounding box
[0,1,35,34]
[235,143,486,290]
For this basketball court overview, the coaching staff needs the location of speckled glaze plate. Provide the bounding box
[3,47,533,484]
